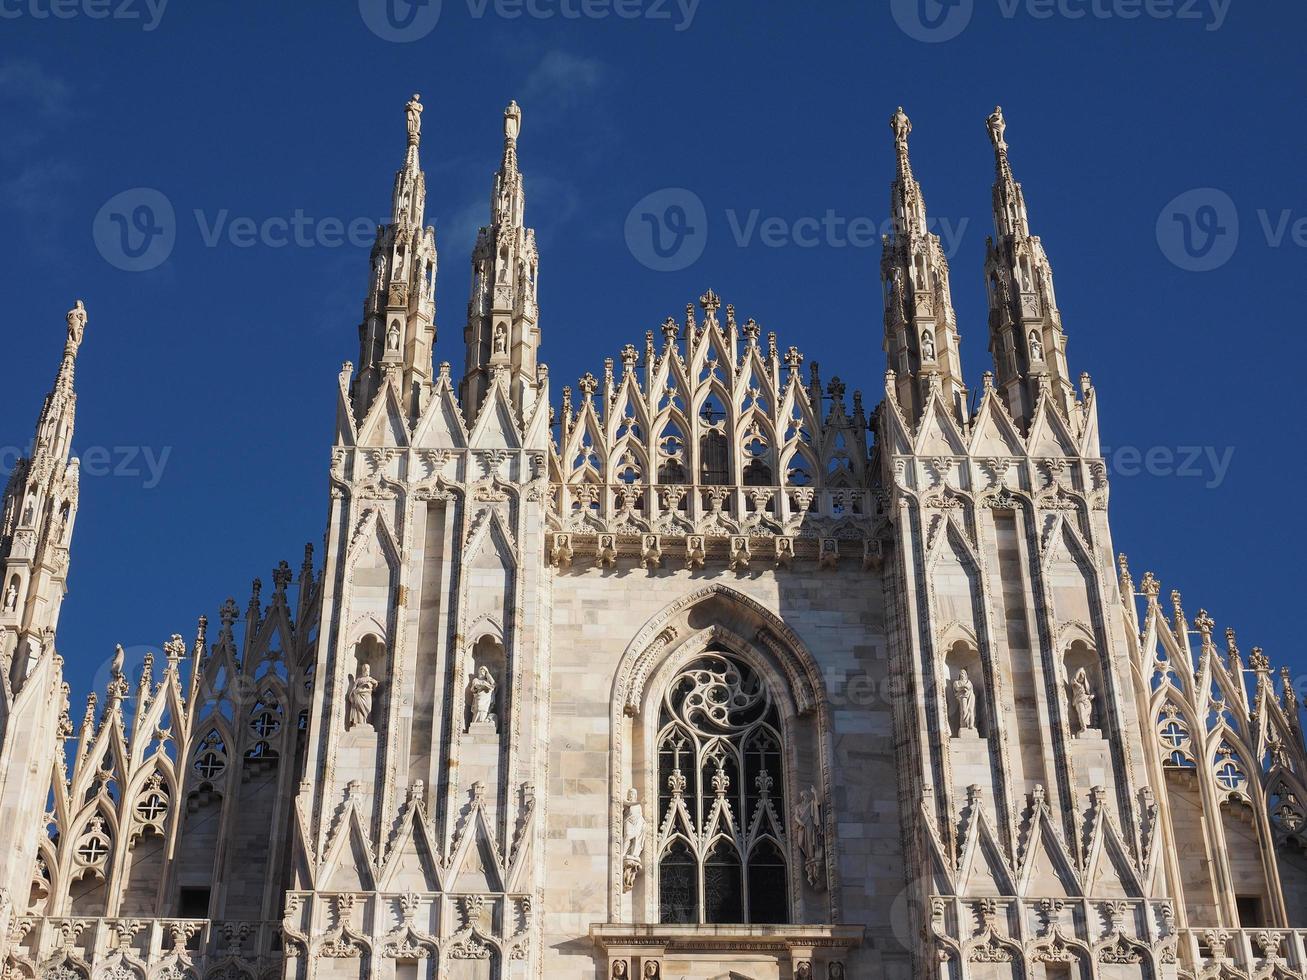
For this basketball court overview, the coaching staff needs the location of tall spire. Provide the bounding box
[460,99,541,421]
[983,107,1076,430]
[350,93,439,421]
[880,107,966,426]
[1,301,88,683]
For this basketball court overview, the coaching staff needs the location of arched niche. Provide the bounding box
[465,632,506,734]
[1062,638,1103,737]
[944,639,985,738]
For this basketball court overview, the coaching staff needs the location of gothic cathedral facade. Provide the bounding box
[2,98,1306,980]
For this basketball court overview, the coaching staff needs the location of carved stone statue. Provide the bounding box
[405,93,423,145]
[347,663,379,730]
[987,105,1007,151]
[3,580,17,612]
[1070,668,1095,734]
[921,330,936,361]
[611,961,628,979]
[66,300,87,350]
[891,106,912,145]
[387,321,401,353]
[1029,331,1044,362]
[793,785,825,889]
[493,322,508,356]
[621,788,645,891]
[829,964,846,980]
[643,962,660,979]
[954,668,977,734]
[468,665,497,732]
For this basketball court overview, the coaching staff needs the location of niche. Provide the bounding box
[945,640,986,738]
[465,634,505,736]
[1062,640,1103,737]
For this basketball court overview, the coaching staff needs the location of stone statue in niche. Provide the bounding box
[829,964,846,980]
[954,668,977,735]
[467,664,497,733]
[3,580,17,612]
[794,785,826,890]
[387,321,401,353]
[621,788,645,891]
[493,322,508,356]
[1070,668,1096,734]
[1029,331,1044,361]
[611,961,628,979]
[921,330,936,361]
[795,962,812,980]
[643,962,660,979]
[346,663,379,730]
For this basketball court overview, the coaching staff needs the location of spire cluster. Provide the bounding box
[879,106,1080,436]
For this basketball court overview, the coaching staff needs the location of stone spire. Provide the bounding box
[1,301,88,683]
[880,107,966,426]
[460,99,541,421]
[983,107,1076,430]
[351,93,439,421]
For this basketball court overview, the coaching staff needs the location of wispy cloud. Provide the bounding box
[0,59,74,158]
[523,51,604,112]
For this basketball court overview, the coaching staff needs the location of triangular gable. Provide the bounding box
[321,806,377,892]
[379,806,444,892]
[968,392,1026,457]
[411,380,469,449]
[1019,812,1081,897]
[913,394,968,457]
[358,381,410,448]
[447,804,506,893]
[1027,397,1078,457]
[1083,815,1140,898]
[469,382,523,449]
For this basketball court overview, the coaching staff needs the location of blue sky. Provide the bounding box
[1,0,1304,699]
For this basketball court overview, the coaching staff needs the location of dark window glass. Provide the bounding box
[659,839,698,924]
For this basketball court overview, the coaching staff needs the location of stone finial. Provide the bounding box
[1249,647,1270,673]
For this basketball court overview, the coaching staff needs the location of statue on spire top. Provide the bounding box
[504,99,522,142]
[405,93,423,146]
[891,106,911,145]
[66,299,87,350]
[987,106,1007,152]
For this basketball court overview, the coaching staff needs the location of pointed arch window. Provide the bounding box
[656,651,790,925]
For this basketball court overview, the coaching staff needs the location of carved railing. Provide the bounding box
[3,917,281,976]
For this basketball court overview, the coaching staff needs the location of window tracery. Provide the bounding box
[655,651,789,925]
